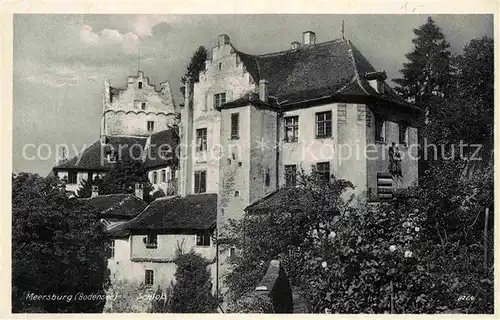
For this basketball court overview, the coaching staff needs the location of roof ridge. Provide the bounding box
[345,39,370,95]
[108,197,158,233]
[256,38,345,58]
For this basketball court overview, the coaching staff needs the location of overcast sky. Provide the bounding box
[13,14,493,175]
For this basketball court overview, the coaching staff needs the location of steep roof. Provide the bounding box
[81,194,147,218]
[143,129,179,169]
[54,136,147,171]
[231,39,417,110]
[245,187,336,214]
[107,193,217,237]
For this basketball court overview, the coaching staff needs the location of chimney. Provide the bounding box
[135,183,144,200]
[259,80,269,103]
[91,185,99,198]
[218,34,230,47]
[291,41,300,50]
[303,31,316,46]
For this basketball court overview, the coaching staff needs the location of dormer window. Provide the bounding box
[138,81,143,89]
[365,71,387,94]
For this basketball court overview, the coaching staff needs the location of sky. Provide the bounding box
[12,14,493,176]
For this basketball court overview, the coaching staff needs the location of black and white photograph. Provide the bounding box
[5,7,496,315]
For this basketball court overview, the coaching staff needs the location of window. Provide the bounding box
[145,233,157,248]
[375,115,385,142]
[399,122,408,145]
[218,62,223,71]
[152,171,158,184]
[230,113,239,140]
[316,111,332,138]
[234,190,240,197]
[161,170,166,183]
[196,128,208,151]
[108,240,115,259]
[141,102,146,110]
[315,162,330,182]
[285,165,297,187]
[194,171,206,193]
[138,81,143,89]
[68,171,77,184]
[284,116,299,142]
[229,247,236,257]
[214,92,226,109]
[196,231,211,246]
[145,270,154,287]
[159,147,172,160]
[147,121,155,132]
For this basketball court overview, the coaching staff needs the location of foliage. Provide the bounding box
[181,46,208,84]
[228,294,275,313]
[76,178,92,198]
[170,251,218,313]
[393,16,451,120]
[151,189,166,201]
[424,36,493,152]
[224,169,493,313]
[151,285,174,313]
[12,173,108,313]
[180,46,208,97]
[98,160,152,202]
[103,279,162,313]
[223,171,354,301]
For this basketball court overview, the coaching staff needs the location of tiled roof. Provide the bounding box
[81,194,147,218]
[54,136,147,171]
[143,129,179,169]
[218,92,277,110]
[107,193,217,237]
[245,187,321,214]
[229,39,419,111]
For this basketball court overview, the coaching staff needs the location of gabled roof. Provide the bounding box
[54,136,147,171]
[143,129,179,169]
[107,193,217,237]
[229,39,418,111]
[81,194,147,218]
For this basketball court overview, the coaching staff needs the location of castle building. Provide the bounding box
[178,31,421,289]
[53,71,179,195]
[52,30,421,307]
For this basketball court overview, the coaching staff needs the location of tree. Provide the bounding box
[170,251,218,313]
[180,46,208,97]
[393,16,452,122]
[99,160,152,202]
[12,173,108,313]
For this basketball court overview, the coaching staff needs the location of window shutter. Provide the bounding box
[201,171,206,192]
[226,90,233,103]
[377,173,393,199]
